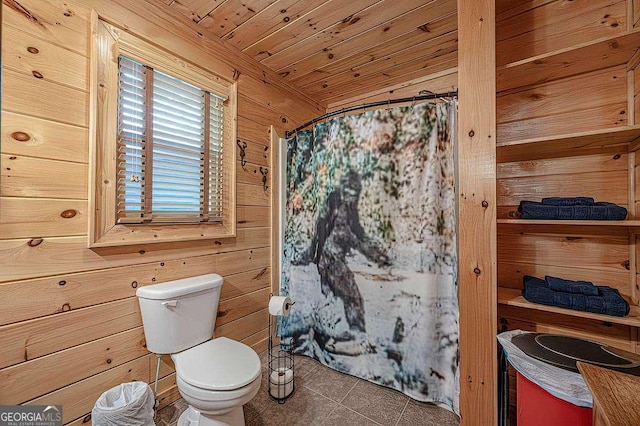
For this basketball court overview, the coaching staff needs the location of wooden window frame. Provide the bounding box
[89,13,237,248]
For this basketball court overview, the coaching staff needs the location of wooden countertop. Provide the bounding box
[577,362,640,426]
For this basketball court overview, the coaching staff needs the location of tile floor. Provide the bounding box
[155,352,459,426]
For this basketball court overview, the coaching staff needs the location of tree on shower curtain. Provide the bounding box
[281,102,459,412]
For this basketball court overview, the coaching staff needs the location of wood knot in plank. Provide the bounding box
[60,209,77,218]
[11,131,30,142]
[254,268,268,279]
[32,70,44,79]
[61,303,71,312]
[27,46,39,54]
[217,310,227,318]
[28,238,43,247]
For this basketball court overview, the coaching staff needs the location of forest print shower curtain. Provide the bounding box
[280,102,458,412]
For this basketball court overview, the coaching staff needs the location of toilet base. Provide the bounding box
[178,406,245,426]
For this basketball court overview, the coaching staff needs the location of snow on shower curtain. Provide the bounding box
[280,101,459,412]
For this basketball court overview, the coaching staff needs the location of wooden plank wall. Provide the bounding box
[0,0,323,423]
[326,68,458,113]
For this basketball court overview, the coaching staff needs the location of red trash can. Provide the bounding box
[516,372,592,426]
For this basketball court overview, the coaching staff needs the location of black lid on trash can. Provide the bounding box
[511,333,640,375]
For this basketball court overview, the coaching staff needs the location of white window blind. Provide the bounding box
[116,55,225,224]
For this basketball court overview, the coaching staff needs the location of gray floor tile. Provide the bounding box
[244,367,272,423]
[158,358,457,426]
[340,380,408,426]
[155,398,187,425]
[304,367,359,402]
[248,387,337,426]
[293,354,320,378]
[397,401,459,426]
[322,405,381,426]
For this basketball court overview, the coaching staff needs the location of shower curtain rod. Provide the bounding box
[285,90,458,138]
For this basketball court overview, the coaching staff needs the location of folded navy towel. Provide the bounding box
[545,275,598,296]
[518,201,627,220]
[542,197,594,206]
[522,275,630,317]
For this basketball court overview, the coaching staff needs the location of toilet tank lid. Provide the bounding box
[136,274,223,300]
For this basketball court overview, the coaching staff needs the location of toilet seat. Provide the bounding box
[172,337,261,391]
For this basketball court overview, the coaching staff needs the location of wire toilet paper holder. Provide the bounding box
[268,294,295,403]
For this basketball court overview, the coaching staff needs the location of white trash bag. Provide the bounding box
[92,381,155,426]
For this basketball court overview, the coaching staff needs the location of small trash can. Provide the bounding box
[92,381,155,426]
[516,371,591,426]
[498,331,593,426]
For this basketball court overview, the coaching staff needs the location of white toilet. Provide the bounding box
[136,273,262,426]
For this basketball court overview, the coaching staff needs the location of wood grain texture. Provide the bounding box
[498,30,640,93]
[1,154,88,199]
[2,68,88,127]
[28,356,150,424]
[167,0,458,103]
[457,0,497,423]
[497,125,640,163]
[327,69,458,112]
[0,198,87,239]
[578,362,640,426]
[2,0,90,56]
[1,111,88,163]
[496,0,626,66]
[0,327,147,404]
[1,24,89,91]
[283,13,457,85]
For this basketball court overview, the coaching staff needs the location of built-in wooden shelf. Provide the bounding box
[498,287,640,328]
[497,29,640,92]
[496,125,640,163]
[498,219,640,227]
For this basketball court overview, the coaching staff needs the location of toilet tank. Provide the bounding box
[136,273,223,354]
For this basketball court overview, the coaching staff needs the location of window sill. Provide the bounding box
[88,222,236,248]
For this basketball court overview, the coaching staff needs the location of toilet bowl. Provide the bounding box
[136,274,262,426]
[172,337,262,426]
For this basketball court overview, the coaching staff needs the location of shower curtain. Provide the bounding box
[280,101,459,412]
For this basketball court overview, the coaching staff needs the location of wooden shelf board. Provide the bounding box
[496,125,640,163]
[498,287,640,328]
[498,219,640,226]
[497,29,640,93]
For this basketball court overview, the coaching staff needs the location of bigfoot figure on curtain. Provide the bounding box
[281,102,459,412]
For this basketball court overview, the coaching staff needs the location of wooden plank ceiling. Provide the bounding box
[159,0,458,106]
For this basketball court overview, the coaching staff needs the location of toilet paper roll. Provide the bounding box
[269,367,294,399]
[269,295,293,316]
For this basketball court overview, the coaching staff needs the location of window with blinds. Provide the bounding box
[117,55,225,224]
